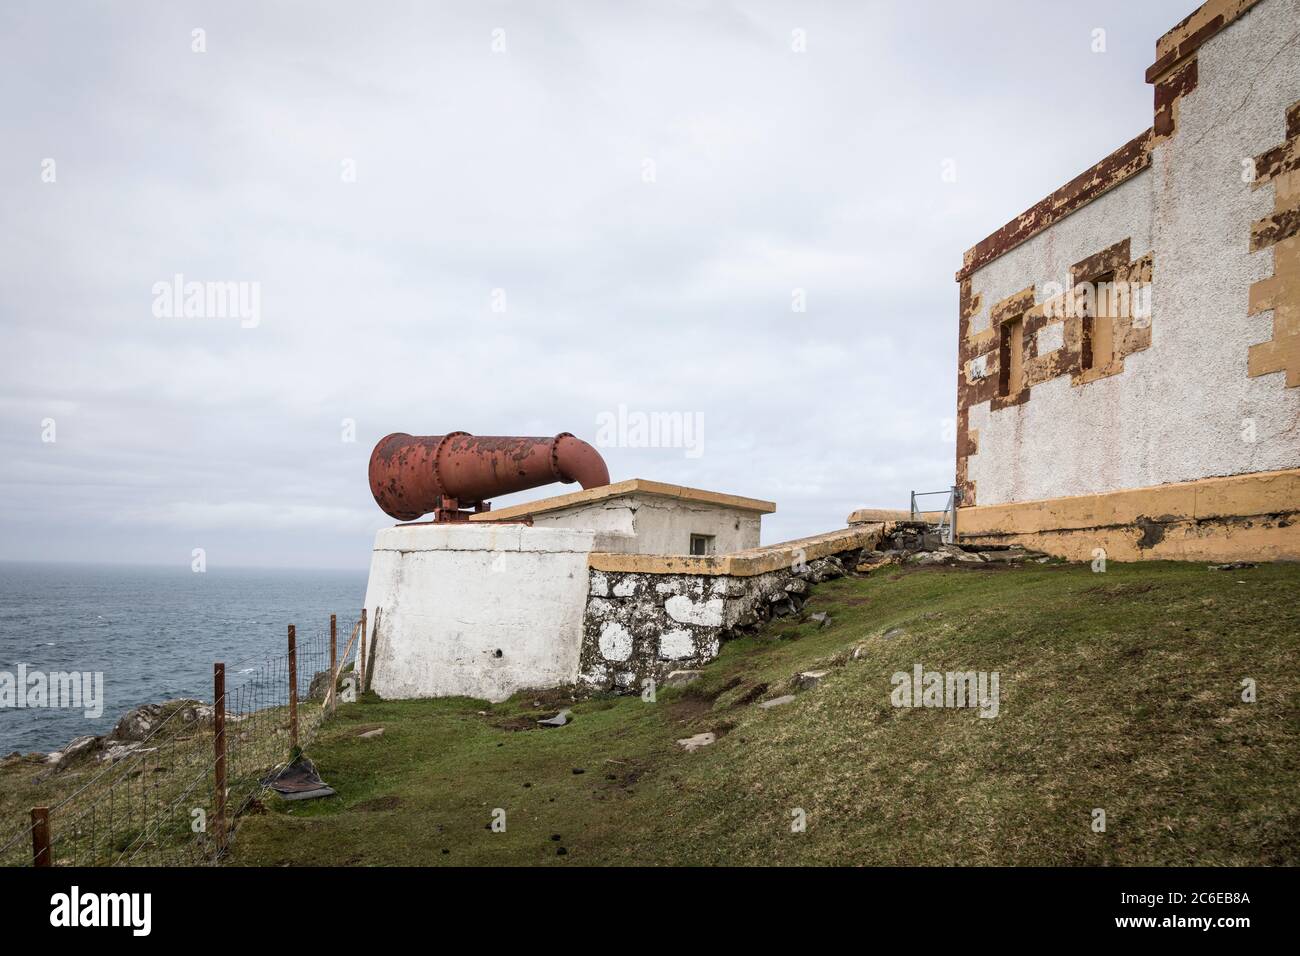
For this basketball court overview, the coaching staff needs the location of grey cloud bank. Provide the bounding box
[0,0,1194,569]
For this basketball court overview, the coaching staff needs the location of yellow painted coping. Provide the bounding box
[957,467,1300,536]
[588,524,888,577]
[848,508,947,525]
[471,478,776,523]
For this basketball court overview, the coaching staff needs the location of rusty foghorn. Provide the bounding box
[368,431,610,521]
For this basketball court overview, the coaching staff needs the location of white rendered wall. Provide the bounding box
[527,494,762,555]
[363,523,598,703]
[967,0,1300,506]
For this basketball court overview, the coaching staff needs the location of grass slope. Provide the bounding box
[229,560,1300,866]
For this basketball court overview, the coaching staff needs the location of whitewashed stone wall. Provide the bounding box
[579,551,860,693]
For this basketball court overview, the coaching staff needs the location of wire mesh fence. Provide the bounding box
[0,611,369,868]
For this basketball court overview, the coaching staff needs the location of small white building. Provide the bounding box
[471,479,772,556]
[363,480,774,702]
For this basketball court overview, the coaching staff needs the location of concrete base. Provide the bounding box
[956,468,1300,561]
[362,523,601,703]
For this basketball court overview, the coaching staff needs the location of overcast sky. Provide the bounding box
[0,0,1196,570]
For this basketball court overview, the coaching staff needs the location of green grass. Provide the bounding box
[228,560,1300,866]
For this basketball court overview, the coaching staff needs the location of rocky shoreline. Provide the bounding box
[3,668,338,776]
[0,698,224,775]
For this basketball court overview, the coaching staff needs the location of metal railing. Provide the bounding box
[909,486,961,544]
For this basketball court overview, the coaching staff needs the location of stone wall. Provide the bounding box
[579,550,861,693]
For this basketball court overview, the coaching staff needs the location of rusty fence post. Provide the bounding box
[329,614,337,680]
[359,607,367,695]
[329,614,338,717]
[288,624,298,751]
[213,662,227,855]
[30,807,51,867]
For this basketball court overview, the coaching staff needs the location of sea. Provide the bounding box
[0,562,367,755]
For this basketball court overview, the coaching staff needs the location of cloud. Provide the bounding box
[0,0,1193,568]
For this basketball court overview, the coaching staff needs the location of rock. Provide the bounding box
[858,549,907,572]
[784,579,809,596]
[676,732,716,752]
[663,670,703,688]
[111,703,167,741]
[808,557,845,583]
[914,551,953,565]
[807,612,833,630]
[757,694,796,709]
[52,734,102,767]
[308,670,332,700]
[0,752,21,770]
[771,599,797,618]
[357,728,384,739]
[882,627,905,641]
[110,699,208,742]
[850,643,872,660]
[99,743,158,764]
[537,709,571,727]
[978,551,1023,564]
[1208,562,1256,571]
[795,670,828,690]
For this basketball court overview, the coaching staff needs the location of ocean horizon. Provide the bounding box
[0,561,367,754]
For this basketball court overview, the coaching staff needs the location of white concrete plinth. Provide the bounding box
[362,523,599,703]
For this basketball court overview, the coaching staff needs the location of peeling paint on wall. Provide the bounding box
[954,0,1300,512]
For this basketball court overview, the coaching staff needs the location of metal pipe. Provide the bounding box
[368,431,610,521]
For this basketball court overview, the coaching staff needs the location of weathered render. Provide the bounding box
[954,0,1300,561]
[364,523,607,702]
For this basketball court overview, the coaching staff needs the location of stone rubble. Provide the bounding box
[854,523,1050,573]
